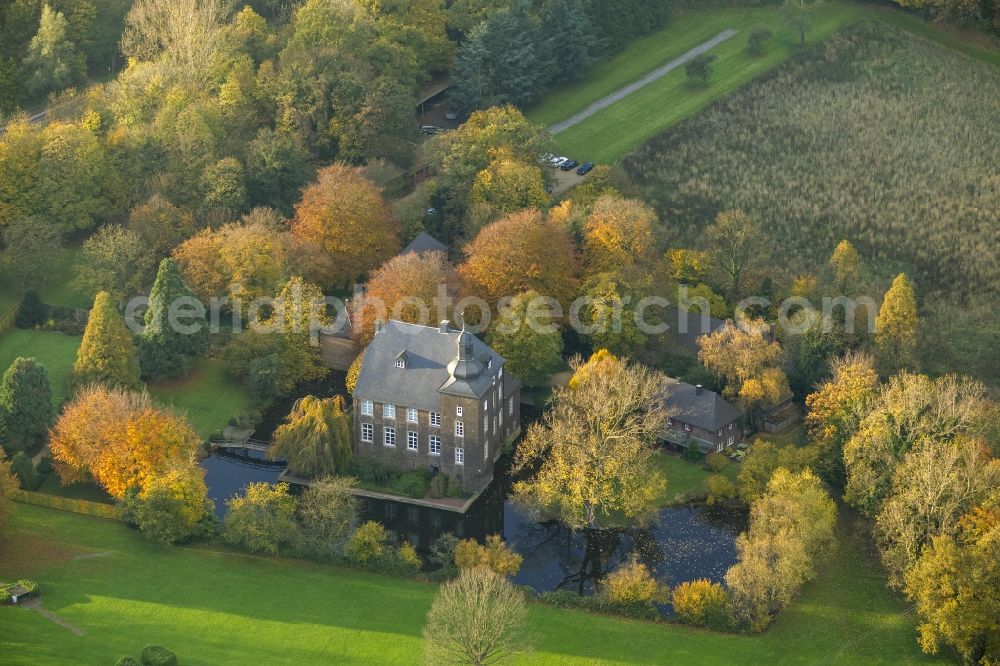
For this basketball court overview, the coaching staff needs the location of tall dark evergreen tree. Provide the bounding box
[451,0,545,111]
[0,357,54,454]
[540,0,593,85]
[140,258,208,379]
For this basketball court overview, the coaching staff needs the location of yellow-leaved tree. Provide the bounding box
[513,351,669,529]
[269,395,353,478]
[582,195,657,275]
[73,291,141,390]
[828,239,862,294]
[874,273,918,374]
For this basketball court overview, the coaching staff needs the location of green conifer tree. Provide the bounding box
[140,258,208,379]
[73,291,141,389]
[0,357,53,453]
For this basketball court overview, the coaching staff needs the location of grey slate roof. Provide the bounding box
[400,232,448,257]
[353,320,506,411]
[663,305,726,354]
[664,378,742,432]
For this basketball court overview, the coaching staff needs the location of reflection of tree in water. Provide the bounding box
[515,521,666,595]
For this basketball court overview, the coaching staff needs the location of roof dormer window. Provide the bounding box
[395,351,407,369]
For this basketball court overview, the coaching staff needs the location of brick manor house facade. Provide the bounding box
[352,320,521,493]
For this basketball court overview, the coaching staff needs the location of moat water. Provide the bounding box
[200,393,743,596]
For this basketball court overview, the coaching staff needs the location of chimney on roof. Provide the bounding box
[439,320,450,333]
[695,384,703,395]
[375,319,383,333]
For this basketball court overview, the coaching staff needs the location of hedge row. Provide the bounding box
[13,489,120,520]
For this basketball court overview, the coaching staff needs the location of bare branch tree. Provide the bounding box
[423,567,528,666]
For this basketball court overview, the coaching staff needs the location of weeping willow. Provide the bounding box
[269,395,353,478]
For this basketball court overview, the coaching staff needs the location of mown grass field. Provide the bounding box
[147,359,250,438]
[0,329,81,408]
[526,2,999,163]
[0,504,942,665]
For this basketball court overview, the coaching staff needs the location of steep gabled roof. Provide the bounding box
[400,232,448,257]
[353,320,505,411]
[663,305,727,354]
[664,378,742,432]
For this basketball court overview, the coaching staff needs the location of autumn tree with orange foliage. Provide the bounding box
[172,209,290,308]
[582,194,657,275]
[291,163,400,288]
[459,209,578,309]
[353,250,462,344]
[49,386,201,499]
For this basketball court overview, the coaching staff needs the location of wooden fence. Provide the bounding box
[13,489,120,520]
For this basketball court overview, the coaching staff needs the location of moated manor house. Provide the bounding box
[352,320,521,494]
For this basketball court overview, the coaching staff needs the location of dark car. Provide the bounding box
[560,159,579,171]
[576,161,594,175]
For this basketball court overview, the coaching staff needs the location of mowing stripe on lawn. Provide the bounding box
[550,29,737,135]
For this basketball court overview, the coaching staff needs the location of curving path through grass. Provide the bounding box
[549,29,737,135]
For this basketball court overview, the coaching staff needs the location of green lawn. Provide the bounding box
[0,504,942,665]
[526,1,1000,163]
[652,452,739,505]
[0,327,245,436]
[38,247,92,311]
[0,247,91,314]
[0,329,82,408]
[148,359,250,439]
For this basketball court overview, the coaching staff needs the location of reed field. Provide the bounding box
[622,24,1000,381]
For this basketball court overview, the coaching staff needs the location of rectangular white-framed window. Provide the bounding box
[716,442,724,453]
[361,400,373,416]
[407,431,418,451]
[718,429,723,437]
[384,404,396,419]
[499,409,503,427]
[429,436,441,455]
[456,405,463,417]
[455,421,464,437]
[729,422,735,430]
[395,358,405,368]
[684,423,691,432]
[499,367,503,378]
[728,435,735,446]
[430,411,441,427]
[485,442,489,460]
[361,422,373,442]
[482,399,488,411]
[508,397,513,415]
[497,385,502,401]
[494,415,499,433]
[455,447,464,465]
[483,416,489,433]
[384,427,396,447]
[407,408,418,423]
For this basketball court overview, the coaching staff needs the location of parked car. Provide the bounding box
[551,156,568,168]
[576,161,594,175]
[419,125,440,135]
[444,111,457,121]
[560,159,579,171]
